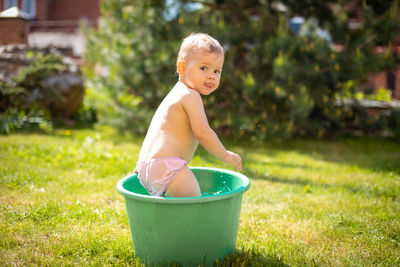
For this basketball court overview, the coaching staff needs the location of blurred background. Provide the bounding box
[1,0,399,139]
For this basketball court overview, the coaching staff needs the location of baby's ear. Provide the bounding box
[177,61,186,76]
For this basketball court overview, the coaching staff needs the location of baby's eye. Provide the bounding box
[200,66,207,71]
[214,70,221,74]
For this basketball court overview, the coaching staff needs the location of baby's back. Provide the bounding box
[138,82,199,162]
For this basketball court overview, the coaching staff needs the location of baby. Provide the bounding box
[135,33,242,197]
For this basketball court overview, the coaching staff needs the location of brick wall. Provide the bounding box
[368,68,400,100]
[48,0,100,21]
[0,18,29,45]
[30,0,100,31]
[368,72,387,90]
[35,0,49,21]
[0,0,99,21]
[395,68,400,100]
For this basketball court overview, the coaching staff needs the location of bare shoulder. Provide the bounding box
[171,82,203,111]
[180,86,202,106]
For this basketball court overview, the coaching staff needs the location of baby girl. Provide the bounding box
[135,33,242,197]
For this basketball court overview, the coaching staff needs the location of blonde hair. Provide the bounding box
[177,33,224,65]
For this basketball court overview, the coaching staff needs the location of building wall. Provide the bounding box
[35,0,49,21]
[0,18,29,45]
[29,0,100,31]
[368,68,400,100]
[1,0,100,27]
[395,68,400,100]
[48,0,100,21]
[368,72,387,91]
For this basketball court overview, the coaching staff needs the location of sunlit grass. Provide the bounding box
[1,126,399,266]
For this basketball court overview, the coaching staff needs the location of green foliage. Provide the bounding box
[0,53,68,134]
[1,52,97,134]
[368,88,393,102]
[14,53,67,95]
[83,0,400,138]
[0,81,27,113]
[82,0,179,133]
[389,109,400,136]
[0,108,52,135]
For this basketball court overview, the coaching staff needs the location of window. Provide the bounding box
[22,0,35,18]
[4,0,17,9]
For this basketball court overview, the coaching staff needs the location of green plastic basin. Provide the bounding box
[117,167,250,267]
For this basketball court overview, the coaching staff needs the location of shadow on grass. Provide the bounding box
[194,137,399,201]
[243,168,399,201]
[232,136,400,175]
[243,168,312,186]
[142,249,289,267]
[217,248,288,267]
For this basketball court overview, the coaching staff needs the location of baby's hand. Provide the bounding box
[224,151,242,171]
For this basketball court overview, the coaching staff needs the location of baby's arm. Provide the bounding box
[182,91,242,171]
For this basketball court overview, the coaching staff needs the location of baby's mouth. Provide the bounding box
[204,83,213,89]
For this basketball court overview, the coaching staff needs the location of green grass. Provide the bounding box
[1,125,399,266]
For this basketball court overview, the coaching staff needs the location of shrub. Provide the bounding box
[0,108,52,134]
[0,52,96,134]
[83,0,400,138]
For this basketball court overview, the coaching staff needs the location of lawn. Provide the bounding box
[1,125,399,266]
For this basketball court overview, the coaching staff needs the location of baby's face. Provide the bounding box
[181,51,224,95]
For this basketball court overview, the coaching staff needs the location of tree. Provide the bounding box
[83,0,400,137]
